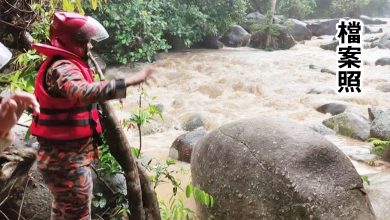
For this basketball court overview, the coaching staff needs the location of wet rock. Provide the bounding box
[92,170,127,217]
[307,88,336,94]
[309,64,319,70]
[93,171,127,196]
[341,146,377,163]
[383,146,390,162]
[371,33,390,49]
[316,103,347,116]
[249,24,296,50]
[180,113,207,131]
[307,19,339,36]
[165,34,187,51]
[370,110,390,140]
[375,58,390,66]
[377,83,390,93]
[220,25,251,47]
[368,107,384,121]
[310,124,336,135]
[365,171,390,220]
[246,11,267,23]
[320,68,336,75]
[241,12,267,33]
[320,40,339,51]
[323,113,370,141]
[191,117,375,220]
[284,19,312,41]
[360,15,387,25]
[169,128,207,163]
[155,103,164,113]
[273,15,285,24]
[192,35,223,49]
[364,26,383,34]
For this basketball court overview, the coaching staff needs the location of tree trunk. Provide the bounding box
[88,52,161,220]
[265,0,277,48]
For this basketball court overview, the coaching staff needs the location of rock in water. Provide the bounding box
[370,110,390,140]
[375,58,390,66]
[284,19,312,41]
[316,103,347,115]
[169,129,207,163]
[323,113,370,141]
[220,25,251,47]
[191,117,375,220]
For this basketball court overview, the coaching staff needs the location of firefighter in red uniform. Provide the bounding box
[30,12,156,220]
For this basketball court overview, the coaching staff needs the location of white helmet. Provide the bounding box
[0,42,12,70]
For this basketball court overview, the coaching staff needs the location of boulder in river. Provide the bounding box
[322,112,370,141]
[220,25,251,47]
[249,24,296,50]
[191,117,375,220]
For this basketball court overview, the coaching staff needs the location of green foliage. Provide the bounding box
[185,184,214,208]
[330,0,369,17]
[128,103,163,129]
[160,197,196,220]
[97,134,123,175]
[160,1,208,47]
[148,159,181,193]
[277,0,316,19]
[0,50,44,93]
[249,0,271,14]
[87,0,169,64]
[250,22,281,36]
[361,175,370,185]
[186,0,249,35]
[369,138,390,156]
[362,0,390,16]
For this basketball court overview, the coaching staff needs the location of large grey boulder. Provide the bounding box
[370,110,390,140]
[307,19,339,36]
[249,25,296,50]
[191,117,375,220]
[368,107,384,121]
[284,19,312,41]
[360,15,387,25]
[365,172,390,220]
[220,25,251,47]
[375,58,390,66]
[241,12,267,33]
[323,113,370,141]
[169,128,207,163]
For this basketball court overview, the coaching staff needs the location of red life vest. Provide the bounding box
[30,43,102,141]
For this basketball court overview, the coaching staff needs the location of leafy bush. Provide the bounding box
[277,0,317,19]
[249,0,272,14]
[87,0,169,64]
[362,0,390,16]
[186,0,249,35]
[160,1,207,47]
[330,0,369,17]
[369,137,390,156]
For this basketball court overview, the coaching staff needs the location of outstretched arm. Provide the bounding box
[46,60,156,104]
